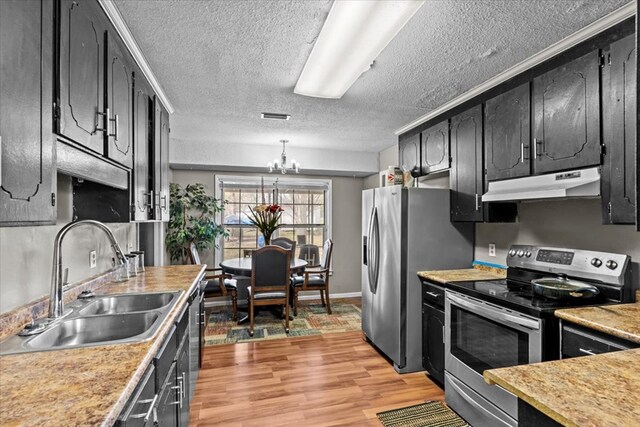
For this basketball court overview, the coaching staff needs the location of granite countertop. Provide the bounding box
[0,265,205,427]
[484,300,640,426]
[417,265,506,284]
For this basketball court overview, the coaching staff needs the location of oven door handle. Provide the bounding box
[447,292,540,331]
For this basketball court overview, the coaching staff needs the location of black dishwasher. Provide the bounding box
[421,279,445,386]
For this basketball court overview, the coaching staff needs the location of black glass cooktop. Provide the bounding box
[446,279,608,318]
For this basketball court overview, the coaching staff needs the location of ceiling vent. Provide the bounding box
[261,112,291,120]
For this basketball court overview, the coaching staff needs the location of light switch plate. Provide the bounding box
[90,250,97,268]
[488,243,496,257]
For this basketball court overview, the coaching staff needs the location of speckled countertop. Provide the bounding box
[0,265,205,427]
[417,264,506,283]
[484,300,640,427]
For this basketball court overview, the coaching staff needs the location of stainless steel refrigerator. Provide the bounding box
[362,186,474,373]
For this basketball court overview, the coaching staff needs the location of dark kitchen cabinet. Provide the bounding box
[602,34,636,224]
[157,362,179,427]
[0,0,56,226]
[485,83,531,181]
[421,120,450,174]
[450,105,483,222]
[132,69,154,221]
[105,31,134,168]
[399,132,420,174]
[57,0,108,155]
[154,97,170,221]
[532,50,601,175]
[560,322,638,359]
[422,279,445,385]
[176,338,190,426]
[116,365,157,427]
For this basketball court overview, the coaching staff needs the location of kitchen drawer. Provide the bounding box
[154,325,177,389]
[116,364,156,427]
[421,279,445,308]
[561,323,638,358]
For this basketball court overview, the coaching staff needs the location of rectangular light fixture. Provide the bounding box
[261,112,291,120]
[294,0,425,99]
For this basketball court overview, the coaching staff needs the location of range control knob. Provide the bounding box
[591,258,602,268]
[605,260,618,270]
[525,251,532,258]
[509,249,517,257]
[517,250,524,257]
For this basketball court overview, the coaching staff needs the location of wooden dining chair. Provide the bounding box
[291,239,333,315]
[248,245,291,336]
[188,243,238,320]
[271,237,296,258]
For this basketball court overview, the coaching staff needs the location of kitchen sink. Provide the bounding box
[0,291,181,355]
[79,292,176,315]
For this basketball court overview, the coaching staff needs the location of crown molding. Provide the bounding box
[97,0,175,114]
[395,1,636,135]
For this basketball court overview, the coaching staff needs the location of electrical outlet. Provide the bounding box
[488,243,496,257]
[90,250,97,269]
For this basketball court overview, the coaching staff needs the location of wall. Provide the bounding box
[476,198,640,288]
[0,175,137,314]
[170,169,364,296]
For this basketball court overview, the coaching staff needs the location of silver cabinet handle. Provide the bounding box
[475,194,480,211]
[109,113,119,140]
[425,291,440,298]
[520,142,524,163]
[579,348,596,356]
[533,138,542,158]
[161,194,167,210]
[128,394,158,420]
[96,107,110,133]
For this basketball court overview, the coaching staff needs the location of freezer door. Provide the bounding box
[361,189,375,341]
[372,186,404,367]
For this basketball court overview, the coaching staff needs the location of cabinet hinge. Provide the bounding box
[598,54,606,67]
[51,193,56,207]
[601,144,606,156]
[607,53,611,66]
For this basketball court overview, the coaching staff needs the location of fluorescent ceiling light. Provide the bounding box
[294,0,425,99]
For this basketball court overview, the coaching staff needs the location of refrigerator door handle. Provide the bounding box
[371,207,380,294]
[367,207,375,292]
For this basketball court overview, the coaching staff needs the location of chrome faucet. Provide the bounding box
[48,220,127,319]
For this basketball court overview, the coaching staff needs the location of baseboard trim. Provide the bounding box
[204,291,362,307]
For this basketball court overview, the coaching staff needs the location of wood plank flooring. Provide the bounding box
[190,300,444,426]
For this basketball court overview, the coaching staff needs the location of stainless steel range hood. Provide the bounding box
[482,167,600,202]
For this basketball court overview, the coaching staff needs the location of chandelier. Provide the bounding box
[267,140,300,174]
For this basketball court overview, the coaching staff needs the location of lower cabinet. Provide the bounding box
[157,362,178,427]
[421,279,445,385]
[560,322,639,359]
[116,365,157,426]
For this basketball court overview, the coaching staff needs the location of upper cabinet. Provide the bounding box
[602,34,636,224]
[154,97,170,221]
[0,0,56,225]
[485,83,531,181]
[398,132,420,174]
[450,106,483,222]
[57,0,107,155]
[532,50,601,175]
[132,69,153,221]
[421,120,450,175]
[105,31,134,168]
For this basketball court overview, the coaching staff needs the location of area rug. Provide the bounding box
[204,300,361,345]
[377,401,470,427]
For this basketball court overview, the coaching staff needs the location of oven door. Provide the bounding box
[445,290,543,422]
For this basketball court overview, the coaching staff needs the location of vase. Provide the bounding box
[262,232,271,246]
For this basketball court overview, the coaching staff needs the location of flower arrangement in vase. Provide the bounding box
[247,203,284,245]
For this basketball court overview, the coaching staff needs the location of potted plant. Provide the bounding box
[166,183,228,264]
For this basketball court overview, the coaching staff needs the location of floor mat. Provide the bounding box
[377,401,470,427]
[204,300,362,345]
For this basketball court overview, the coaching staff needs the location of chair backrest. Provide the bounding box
[298,244,320,266]
[320,239,333,270]
[271,237,296,258]
[188,243,201,265]
[251,245,291,291]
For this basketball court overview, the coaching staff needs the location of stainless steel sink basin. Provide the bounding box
[26,312,160,350]
[0,291,182,355]
[79,292,176,315]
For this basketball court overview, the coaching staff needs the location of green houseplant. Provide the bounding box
[166,183,228,264]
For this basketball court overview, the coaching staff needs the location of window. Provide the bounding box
[216,176,331,262]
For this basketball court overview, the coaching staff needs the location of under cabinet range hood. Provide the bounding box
[482,167,601,202]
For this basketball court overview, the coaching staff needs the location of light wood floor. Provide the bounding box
[190,300,444,426]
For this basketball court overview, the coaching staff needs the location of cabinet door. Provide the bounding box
[0,0,55,225]
[199,293,205,368]
[532,51,601,174]
[604,35,636,224]
[132,71,152,221]
[421,120,449,174]
[106,31,133,168]
[485,83,531,181]
[450,105,483,222]
[157,362,178,427]
[176,342,190,426]
[398,133,419,174]
[157,100,170,221]
[423,304,445,385]
[57,0,106,154]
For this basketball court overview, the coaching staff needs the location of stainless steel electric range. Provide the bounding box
[444,245,634,427]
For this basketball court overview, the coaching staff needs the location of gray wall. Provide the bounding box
[170,169,364,296]
[0,175,137,314]
[476,198,640,288]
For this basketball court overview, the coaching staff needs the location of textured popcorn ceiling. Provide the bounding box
[114,0,629,153]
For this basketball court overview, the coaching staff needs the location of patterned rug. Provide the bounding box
[377,401,470,427]
[204,300,361,345]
